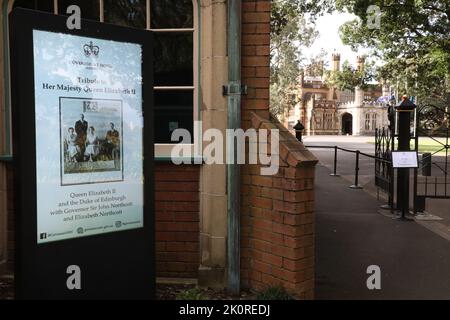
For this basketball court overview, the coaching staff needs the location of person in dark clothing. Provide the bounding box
[75,114,88,161]
[106,122,120,161]
[293,120,305,142]
[388,105,396,132]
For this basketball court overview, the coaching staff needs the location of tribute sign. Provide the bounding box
[10,9,154,299]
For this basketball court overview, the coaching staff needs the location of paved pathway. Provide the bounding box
[306,136,450,241]
[315,164,450,300]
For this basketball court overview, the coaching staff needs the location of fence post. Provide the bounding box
[330,146,340,177]
[350,150,363,189]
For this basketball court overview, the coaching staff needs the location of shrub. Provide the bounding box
[176,288,208,301]
[256,286,294,300]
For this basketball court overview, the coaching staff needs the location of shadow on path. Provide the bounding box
[315,165,450,300]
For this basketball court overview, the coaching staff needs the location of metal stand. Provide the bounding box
[330,146,341,177]
[349,150,363,189]
[395,215,415,222]
[395,98,416,221]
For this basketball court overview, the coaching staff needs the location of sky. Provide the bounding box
[302,11,371,69]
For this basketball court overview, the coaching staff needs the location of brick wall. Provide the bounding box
[241,114,317,299]
[155,163,200,279]
[242,0,271,130]
[241,1,318,299]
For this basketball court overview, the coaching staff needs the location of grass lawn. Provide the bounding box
[368,137,450,155]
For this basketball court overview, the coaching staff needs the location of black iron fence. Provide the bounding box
[306,105,450,215]
[305,145,392,191]
[413,104,450,213]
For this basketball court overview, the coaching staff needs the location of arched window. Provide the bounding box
[11,0,199,148]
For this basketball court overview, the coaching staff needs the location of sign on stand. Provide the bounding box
[10,8,154,300]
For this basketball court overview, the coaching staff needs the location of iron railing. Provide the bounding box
[305,145,392,190]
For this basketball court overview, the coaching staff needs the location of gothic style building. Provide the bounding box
[285,54,389,136]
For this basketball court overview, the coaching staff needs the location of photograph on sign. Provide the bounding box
[60,98,124,186]
[33,30,144,244]
[392,151,419,168]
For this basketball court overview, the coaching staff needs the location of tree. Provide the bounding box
[270,0,338,116]
[325,59,375,92]
[336,0,450,104]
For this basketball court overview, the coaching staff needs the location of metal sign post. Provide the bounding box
[395,97,416,220]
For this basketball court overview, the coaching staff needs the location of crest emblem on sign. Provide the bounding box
[84,41,99,57]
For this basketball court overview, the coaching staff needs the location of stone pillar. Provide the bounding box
[331,53,340,72]
[198,0,229,288]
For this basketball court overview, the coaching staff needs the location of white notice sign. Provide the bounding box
[392,151,419,168]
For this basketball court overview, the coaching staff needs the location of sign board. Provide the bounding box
[11,8,154,299]
[392,151,419,169]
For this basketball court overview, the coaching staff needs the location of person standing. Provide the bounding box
[293,120,305,142]
[75,114,88,159]
[66,128,80,163]
[84,127,99,162]
[106,122,120,161]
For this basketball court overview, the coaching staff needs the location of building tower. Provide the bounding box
[353,56,366,136]
[355,56,366,106]
[332,53,341,72]
[356,55,365,72]
[329,54,341,100]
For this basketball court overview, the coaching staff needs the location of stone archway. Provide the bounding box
[342,113,353,135]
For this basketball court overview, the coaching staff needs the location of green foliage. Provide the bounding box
[270,1,324,116]
[271,1,318,83]
[336,0,450,103]
[325,59,375,92]
[256,286,295,300]
[176,288,207,301]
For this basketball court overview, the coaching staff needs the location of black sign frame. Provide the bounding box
[10,8,154,300]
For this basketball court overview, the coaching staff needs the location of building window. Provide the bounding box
[13,0,54,12]
[59,0,100,21]
[12,0,198,147]
[372,113,377,131]
[314,113,323,130]
[365,113,371,131]
[324,113,333,130]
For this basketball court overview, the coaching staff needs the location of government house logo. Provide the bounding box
[84,41,99,57]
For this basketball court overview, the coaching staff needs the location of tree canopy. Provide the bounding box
[337,0,450,104]
[271,0,450,114]
[270,0,337,116]
[270,1,317,116]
